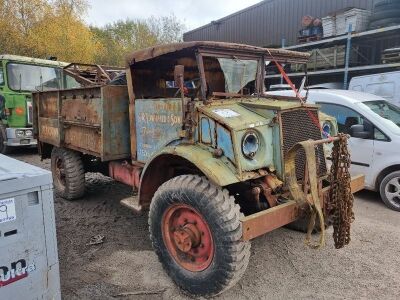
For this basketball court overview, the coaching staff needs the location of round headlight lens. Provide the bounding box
[242,131,260,159]
[25,129,33,137]
[16,129,25,137]
[322,122,331,138]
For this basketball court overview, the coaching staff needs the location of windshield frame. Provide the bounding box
[197,50,264,101]
[5,61,80,93]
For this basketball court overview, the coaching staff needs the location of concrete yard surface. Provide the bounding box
[10,150,400,300]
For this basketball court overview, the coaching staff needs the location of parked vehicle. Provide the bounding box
[33,42,363,296]
[0,55,80,154]
[268,89,400,211]
[349,71,400,107]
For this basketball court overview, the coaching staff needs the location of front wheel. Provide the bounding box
[51,147,85,200]
[149,175,250,297]
[380,171,400,211]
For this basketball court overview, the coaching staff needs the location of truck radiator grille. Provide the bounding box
[280,109,327,180]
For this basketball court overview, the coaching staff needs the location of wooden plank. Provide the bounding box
[350,174,365,194]
[241,201,300,241]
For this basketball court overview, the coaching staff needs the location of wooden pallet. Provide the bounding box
[297,35,322,44]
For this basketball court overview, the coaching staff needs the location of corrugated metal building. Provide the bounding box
[184,0,375,47]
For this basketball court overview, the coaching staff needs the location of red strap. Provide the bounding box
[267,49,332,139]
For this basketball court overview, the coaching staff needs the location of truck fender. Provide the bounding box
[138,144,240,209]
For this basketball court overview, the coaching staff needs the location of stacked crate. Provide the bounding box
[336,8,371,35]
[322,8,371,38]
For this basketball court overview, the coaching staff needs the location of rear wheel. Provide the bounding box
[0,125,11,154]
[380,171,400,211]
[51,147,85,200]
[149,175,250,297]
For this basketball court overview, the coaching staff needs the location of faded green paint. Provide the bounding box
[148,144,240,187]
[195,98,321,180]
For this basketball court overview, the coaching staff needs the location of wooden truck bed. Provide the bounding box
[33,85,131,161]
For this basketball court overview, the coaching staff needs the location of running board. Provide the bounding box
[120,196,142,213]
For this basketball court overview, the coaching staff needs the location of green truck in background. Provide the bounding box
[0,55,80,154]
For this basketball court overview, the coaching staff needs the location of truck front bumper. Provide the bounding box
[5,128,37,147]
[240,174,364,241]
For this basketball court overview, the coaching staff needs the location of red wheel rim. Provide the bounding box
[162,204,214,272]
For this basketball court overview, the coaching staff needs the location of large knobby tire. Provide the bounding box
[0,125,11,155]
[379,171,400,211]
[51,147,85,200]
[149,175,250,297]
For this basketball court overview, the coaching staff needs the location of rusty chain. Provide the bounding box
[328,133,355,249]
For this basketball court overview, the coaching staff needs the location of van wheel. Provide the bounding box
[0,125,11,154]
[379,171,400,211]
[51,147,85,200]
[149,175,250,297]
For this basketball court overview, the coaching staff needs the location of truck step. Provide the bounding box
[120,196,142,213]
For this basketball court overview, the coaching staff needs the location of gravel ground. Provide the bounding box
[9,149,400,300]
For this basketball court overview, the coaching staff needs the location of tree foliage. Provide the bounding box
[92,15,186,66]
[0,0,99,63]
[0,0,186,65]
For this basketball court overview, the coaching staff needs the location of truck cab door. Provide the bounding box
[318,103,374,187]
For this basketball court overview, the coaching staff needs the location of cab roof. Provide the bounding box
[0,54,69,67]
[126,41,310,65]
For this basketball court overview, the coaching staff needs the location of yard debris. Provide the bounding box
[86,234,105,246]
[113,289,166,297]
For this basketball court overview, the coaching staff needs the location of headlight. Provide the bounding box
[25,129,33,137]
[15,129,25,137]
[322,122,331,138]
[242,131,260,159]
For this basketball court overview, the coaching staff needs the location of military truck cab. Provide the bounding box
[34,42,364,297]
[0,55,80,154]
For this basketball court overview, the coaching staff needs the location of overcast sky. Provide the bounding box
[86,0,261,30]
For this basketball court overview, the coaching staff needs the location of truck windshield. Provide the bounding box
[362,100,400,127]
[7,63,80,92]
[217,58,258,94]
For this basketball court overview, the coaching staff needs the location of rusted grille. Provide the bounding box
[280,108,327,180]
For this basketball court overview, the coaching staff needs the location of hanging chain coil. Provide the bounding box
[328,133,355,249]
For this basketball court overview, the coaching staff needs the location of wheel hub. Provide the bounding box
[173,223,201,253]
[163,204,214,272]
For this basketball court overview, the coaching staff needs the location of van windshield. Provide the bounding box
[362,100,400,127]
[7,63,81,92]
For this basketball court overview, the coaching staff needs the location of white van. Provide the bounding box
[267,89,400,211]
[349,71,400,107]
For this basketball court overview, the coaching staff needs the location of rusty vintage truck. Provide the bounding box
[33,42,364,296]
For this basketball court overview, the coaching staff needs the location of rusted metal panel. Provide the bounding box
[135,98,183,162]
[126,41,310,66]
[108,161,141,189]
[38,117,60,146]
[101,85,131,161]
[38,91,58,118]
[61,98,102,125]
[64,125,101,154]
